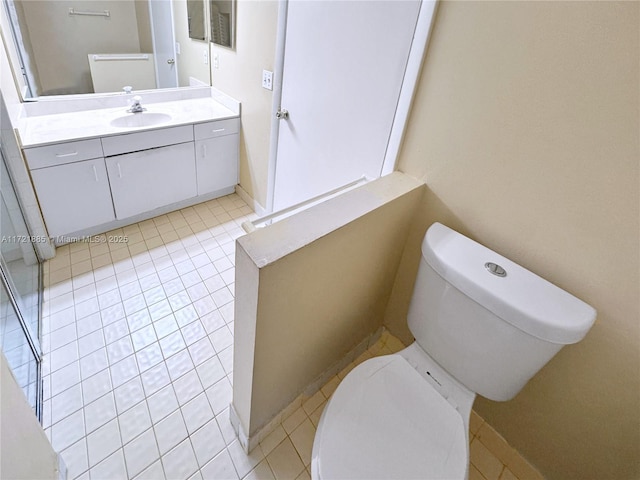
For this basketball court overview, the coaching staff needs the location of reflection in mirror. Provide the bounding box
[210,0,233,48]
[187,0,205,41]
[2,0,209,99]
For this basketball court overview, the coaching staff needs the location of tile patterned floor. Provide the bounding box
[41,192,543,480]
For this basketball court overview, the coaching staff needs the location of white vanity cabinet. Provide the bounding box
[106,142,197,219]
[194,118,239,195]
[102,125,197,220]
[25,140,115,238]
[22,114,239,242]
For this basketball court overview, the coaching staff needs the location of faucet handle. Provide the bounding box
[132,95,142,103]
[123,85,133,94]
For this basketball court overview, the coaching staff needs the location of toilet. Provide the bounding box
[311,222,596,479]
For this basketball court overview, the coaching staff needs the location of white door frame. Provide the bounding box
[264,0,439,214]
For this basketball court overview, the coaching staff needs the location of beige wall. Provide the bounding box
[17,0,145,95]
[210,0,278,210]
[385,2,639,479]
[234,173,424,438]
[173,0,211,87]
[134,0,153,53]
[0,353,59,480]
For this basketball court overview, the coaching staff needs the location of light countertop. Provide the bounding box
[19,97,238,148]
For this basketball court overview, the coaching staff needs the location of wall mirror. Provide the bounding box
[209,0,233,48]
[2,0,211,100]
[187,0,205,41]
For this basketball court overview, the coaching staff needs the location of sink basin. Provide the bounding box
[110,112,172,128]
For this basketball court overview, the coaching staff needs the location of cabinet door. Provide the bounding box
[106,142,197,219]
[30,158,115,238]
[195,134,238,196]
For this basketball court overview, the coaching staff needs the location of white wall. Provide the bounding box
[0,353,59,480]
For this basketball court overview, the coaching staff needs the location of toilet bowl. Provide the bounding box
[311,223,596,479]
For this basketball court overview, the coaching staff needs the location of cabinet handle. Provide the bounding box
[55,151,78,158]
[117,163,122,178]
[202,144,207,158]
[92,165,98,182]
[211,128,225,133]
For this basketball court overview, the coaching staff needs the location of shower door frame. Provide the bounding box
[0,136,43,421]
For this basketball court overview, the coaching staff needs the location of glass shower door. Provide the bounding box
[0,142,42,416]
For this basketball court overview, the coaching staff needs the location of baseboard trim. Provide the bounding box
[235,185,267,217]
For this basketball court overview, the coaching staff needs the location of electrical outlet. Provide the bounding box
[203,50,208,65]
[213,54,219,69]
[262,70,273,91]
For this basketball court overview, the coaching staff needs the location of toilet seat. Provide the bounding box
[311,354,468,480]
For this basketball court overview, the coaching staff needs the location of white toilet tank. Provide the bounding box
[408,223,596,401]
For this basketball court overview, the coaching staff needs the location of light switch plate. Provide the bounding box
[262,70,273,90]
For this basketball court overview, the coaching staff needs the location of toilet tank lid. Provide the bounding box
[422,223,596,344]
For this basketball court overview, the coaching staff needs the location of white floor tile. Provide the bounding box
[60,437,88,480]
[107,336,135,364]
[45,195,260,480]
[52,409,86,454]
[51,383,83,425]
[104,318,130,345]
[159,331,187,358]
[127,309,152,333]
[162,439,199,480]
[228,440,264,479]
[90,449,128,480]
[206,377,232,416]
[166,349,195,381]
[76,312,102,338]
[132,325,158,351]
[173,370,203,406]
[154,409,189,455]
[119,400,152,444]
[124,428,160,478]
[188,337,215,366]
[114,376,145,414]
[137,342,164,372]
[147,384,180,424]
[78,330,105,358]
[81,369,112,404]
[190,419,226,467]
[244,459,275,480]
[86,418,122,467]
[200,449,239,480]
[50,361,81,397]
[110,354,139,388]
[133,460,166,480]
[50,341,79,372]
[141,362,171,396]
[85,392,117,434]
[181,393,214,434]
[195,356,226,390]
[80,348,109,379]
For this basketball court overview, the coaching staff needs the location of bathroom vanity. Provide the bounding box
[18,90,239,243]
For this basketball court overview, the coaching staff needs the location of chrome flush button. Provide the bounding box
[485,262,507,277]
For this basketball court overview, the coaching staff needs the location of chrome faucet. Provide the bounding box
[128,95,146,114]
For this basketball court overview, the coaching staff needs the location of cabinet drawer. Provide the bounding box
[101,125,194,157]
[24,139,104,169]
[194,118,240,141]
